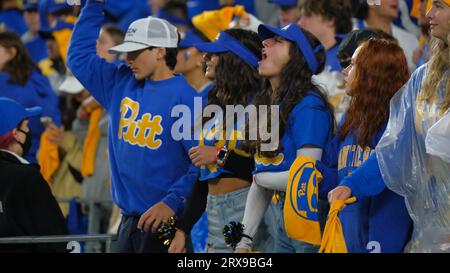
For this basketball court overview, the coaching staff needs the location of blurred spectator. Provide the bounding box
[270,0,300,27]
[175,29,212,96]
[353,0,419,72]
[96,24,125,64]
[0,97,68,253]
[412,0,431,67]
[22,0,49,65]
[298,0,353,122]
[0,0,28,35]
[0,31,61,164]
[394,0,420,36]
[45,0,74,27]
[39,16,76,92]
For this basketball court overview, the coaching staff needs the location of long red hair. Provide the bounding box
[339,39,410,147]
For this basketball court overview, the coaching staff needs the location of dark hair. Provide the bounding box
[101,24,125,46]
[298,0,353,34]
[165,47,178,70]
[0,31,37,85]
[339,39,409,147]
[353,0,369,20]
[245,28,334,157]
[203,29,262,124]
[337,28,397,67]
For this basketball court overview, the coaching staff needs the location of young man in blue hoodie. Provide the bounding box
[67,0,199,253]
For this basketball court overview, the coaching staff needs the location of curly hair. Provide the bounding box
[245,28,334,157]
[0,31,37,85]
[339,38,410,148]
[204,29,262,123]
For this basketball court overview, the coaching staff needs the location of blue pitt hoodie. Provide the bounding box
[67,0,199,216]
[0,70,61,163]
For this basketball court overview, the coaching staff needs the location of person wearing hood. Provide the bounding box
[0,97,68,253]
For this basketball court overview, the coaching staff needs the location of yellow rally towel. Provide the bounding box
[284,156,323,246]
[38,130,61,184]
[410,0,421,18]
[81,108,102,177]
[318,197,357,253]
[192,5,248,41]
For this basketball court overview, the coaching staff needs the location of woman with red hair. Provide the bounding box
[318,38,412,253]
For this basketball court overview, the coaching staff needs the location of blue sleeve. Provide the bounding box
[67,0,120,110]
[317,135,340,199]
[292,105,332,150]
[162,88,199,214]
[340,153,386,200]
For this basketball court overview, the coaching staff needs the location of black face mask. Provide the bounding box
[17,129,32,157]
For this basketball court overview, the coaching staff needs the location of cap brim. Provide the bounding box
[258,24,289,41]
[59,77,84,94]
[108,42,150,54]
[24,106,43,118]
[194,42,227,53]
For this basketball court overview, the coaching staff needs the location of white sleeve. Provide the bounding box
[236,148,323,250]
[254,148,323,191]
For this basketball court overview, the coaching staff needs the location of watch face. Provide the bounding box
[218,150,227,159]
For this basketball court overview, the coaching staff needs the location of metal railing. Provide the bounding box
[0,234,117,253]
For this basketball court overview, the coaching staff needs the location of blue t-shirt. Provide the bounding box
[254,92,333,173]
[68,0,199,216]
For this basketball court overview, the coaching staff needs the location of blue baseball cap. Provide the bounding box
[0,98,42,136]
[269,0,298,7]
[47,0,73,14]
[23,0,39,11]
[258,24,323,74]
[179,30,207,48]
[195,31,260,69]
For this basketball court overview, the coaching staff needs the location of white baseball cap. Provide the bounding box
[59,75,85,94]
[109,16,179,54]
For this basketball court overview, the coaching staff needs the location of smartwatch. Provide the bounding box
[216,147,229,167]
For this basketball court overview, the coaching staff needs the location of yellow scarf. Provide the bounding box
[38,130,60,185]
[319,197,357,253]
[192,5,248,41]
[284,156,323,246]
[81,107,102,177]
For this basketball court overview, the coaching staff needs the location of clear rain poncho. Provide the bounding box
[375,65,450,253]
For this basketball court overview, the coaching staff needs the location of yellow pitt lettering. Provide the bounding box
[118,97,163,150]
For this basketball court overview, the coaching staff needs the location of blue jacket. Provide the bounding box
[0,70,61,163]
[67,0,199,216]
